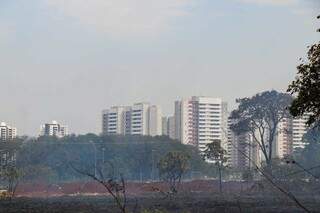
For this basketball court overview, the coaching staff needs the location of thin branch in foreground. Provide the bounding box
[223,127,311,213]
[233,145,311,213]
[69,163,128,213]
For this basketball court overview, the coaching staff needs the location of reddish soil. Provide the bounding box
[15,180,251,198]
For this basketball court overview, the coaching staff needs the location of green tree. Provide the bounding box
[293,126,320,179]
[203,140,227,193]
[15,134,211,182]
[287,16,320,126]
[230,90,292,172]
[0,165,22,200]
[158,151,190,193]
[21,165,56,183]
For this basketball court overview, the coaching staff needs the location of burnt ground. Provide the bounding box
[1,180,320,213]
[1,193,320,213]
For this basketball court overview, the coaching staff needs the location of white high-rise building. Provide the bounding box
[102,103,162,136]
[227,119,237,167]
[0,122,17,142]
[148,105,162,136]
[221,102,229,152]
[292,115,309,150]
[161,116,176,140]
[174,99,193,145]
[275,118,293,158]
[131,103,150,135]
[273,114,309,158]
[40,121,68,138]
[168,116,176,140]
[102,106,131,135]
[162,117,168,136]
[174,96,228,152]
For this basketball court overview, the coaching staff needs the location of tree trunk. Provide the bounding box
[218,165,222,194]
[265,159,273,177]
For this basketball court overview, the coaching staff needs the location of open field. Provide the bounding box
[1,193,320,213]
[1,180,320,213]
[13,180,252,198]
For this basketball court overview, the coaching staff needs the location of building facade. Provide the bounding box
[0,122,17,142]
[102,106,131,135]
[162,117,168,136]
[167,116,176,140]
[40,120,68,138]
[102,103,162,136]
[161,116,176,140]
[275,117,293,158]
[229,131,262,169]
[292,115,309,150]
[228,114,310,169]
[174,96,228,152]
[274,115,309,157]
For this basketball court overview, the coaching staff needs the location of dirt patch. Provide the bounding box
[15,180,252,198]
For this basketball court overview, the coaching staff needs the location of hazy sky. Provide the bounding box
[0,0,319,135]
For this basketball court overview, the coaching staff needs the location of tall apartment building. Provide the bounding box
[102,106,131,135]
[162,116,176,140]
[228,114,310,169]
[147,105,162,136]
[221,102,229,152]
[174,96,228,152]
[102,103,162,136]
[216,112,261,168]
[40,120,68,138]
[162,117,168,136]
[168,116,176,140]
[292,115,309,150]
[0,122,17,142]
[227,119,237,167]
[227,119,261,169]
[273,115,309,157]
[275,117,293,158]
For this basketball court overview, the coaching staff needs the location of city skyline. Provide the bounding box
[0,0,319,135]
[1,95,310,170]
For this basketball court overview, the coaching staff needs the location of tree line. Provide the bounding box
[0,134,221,184]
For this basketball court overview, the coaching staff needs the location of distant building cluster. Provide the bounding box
[102,103,162,136]
[0,120,68,168]
[0,120,70,142]
[0,122,17,142]
[228,115,310,169]
[102,97,229,155]
[0,95,311,170]
[102,96,310,169]
[40,120,69,138]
